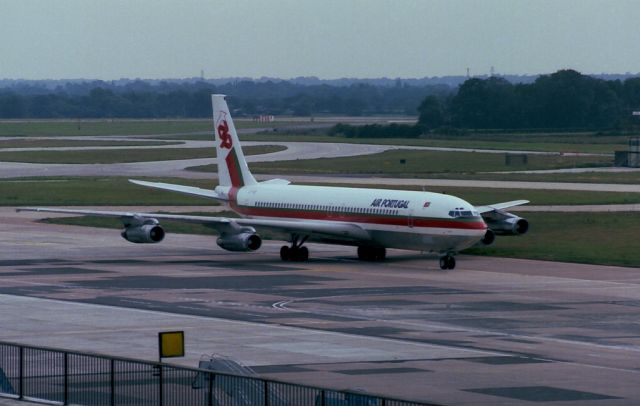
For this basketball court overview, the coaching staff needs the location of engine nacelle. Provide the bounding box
[486,216,529,235]
[480,229,496,245]
[121,224,165,244]
[216,233,262,252]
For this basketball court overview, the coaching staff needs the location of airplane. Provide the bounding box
[19,94,529,270]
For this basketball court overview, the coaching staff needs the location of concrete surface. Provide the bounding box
[0,208,639,405]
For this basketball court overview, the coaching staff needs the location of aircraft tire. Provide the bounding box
[358,246,385,261]
[440,255,456,270]
[298,246,309,261]
[439,257,448,270]
[447,256,456,270]
[357,246,372,261]
[280,246,290,261]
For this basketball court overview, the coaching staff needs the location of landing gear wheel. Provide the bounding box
[357,246,386,261]
[439,255,456,270]
[357,246,369,261]
[358,246,374,261]
[298,246,309,261]
[280,245,309,261]
[439,257,447,270]
[280,246,290,261]
[447,256,456,270]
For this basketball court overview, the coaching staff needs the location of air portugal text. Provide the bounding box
[370,199,410,209]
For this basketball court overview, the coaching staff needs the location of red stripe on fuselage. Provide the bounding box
[234,205,486,230]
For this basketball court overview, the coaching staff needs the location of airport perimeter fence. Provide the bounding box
[0,341,439,406]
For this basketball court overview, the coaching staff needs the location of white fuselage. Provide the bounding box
[219,184,487,253]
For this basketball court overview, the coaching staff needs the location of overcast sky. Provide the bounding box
[1,0,639,80]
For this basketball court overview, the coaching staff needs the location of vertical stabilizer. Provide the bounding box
[212,94,257,187]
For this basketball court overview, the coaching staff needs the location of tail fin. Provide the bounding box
[212,94,257,187]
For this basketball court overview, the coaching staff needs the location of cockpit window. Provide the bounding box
[448,208,480,218]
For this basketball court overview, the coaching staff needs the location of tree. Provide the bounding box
[417,95,445,130]
[450,77,516,129]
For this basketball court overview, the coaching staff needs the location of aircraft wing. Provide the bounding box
[17,207,372,242]
[475,200,530,214]
[128,179,227,201]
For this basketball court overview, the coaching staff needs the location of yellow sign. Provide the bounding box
[159,331,185,359]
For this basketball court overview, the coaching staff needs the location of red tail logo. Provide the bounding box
[217,120,233,149]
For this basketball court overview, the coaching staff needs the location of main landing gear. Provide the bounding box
[280,234,309,261]
[439,254,456,270]
[357,246,386,261]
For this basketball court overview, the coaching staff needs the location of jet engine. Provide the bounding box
[217,233,262,252]
[121,223,165,244]
[484,215,529,235]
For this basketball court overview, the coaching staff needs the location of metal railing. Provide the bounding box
[0,341,439,406]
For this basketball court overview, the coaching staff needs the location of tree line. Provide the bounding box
[418,69,640,131]
[1,70,639,134]
[0,80,449,119]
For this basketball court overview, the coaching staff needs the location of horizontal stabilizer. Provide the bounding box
[128,179,227,201]
[259,178,291,185]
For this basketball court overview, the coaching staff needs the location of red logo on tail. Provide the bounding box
[217,120,233,149]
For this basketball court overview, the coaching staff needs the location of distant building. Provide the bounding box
[253,115,275,123]
[614,138,640,167]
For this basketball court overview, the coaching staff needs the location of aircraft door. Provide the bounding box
[408,210,414,228]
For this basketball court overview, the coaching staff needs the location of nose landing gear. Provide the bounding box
[439,254,456,270]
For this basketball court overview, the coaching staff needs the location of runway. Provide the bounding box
[1,208,639,405]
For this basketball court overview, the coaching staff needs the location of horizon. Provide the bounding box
[2,70,639,86]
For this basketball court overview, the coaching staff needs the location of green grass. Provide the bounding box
[0,120,211,137]
[1,177,218,206]
[0,145,284,164]
[2,119,633,155]
[463,212,640,267]
[189,149,612,175]
[0,119,304,137]
[237,131,630,154]
[0,139,176,148]
[42,211,640,268]
[447,187,640,205]
[431,171,640,184]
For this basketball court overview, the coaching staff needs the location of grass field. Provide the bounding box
[0,145,284,164]
[1,119,633,155]
[42,211,640,268]
[464,211,640,267]
[0,119,303,137]
[4,177,640,207]
[3,119,639,267]
[0,120,211,137]
[1,177,217,206]
[239,131,629,154]
[432,170,640,184]
[189,149,612,175]
[0,139,176,148]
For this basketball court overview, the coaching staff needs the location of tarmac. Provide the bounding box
[1,208,639,405]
